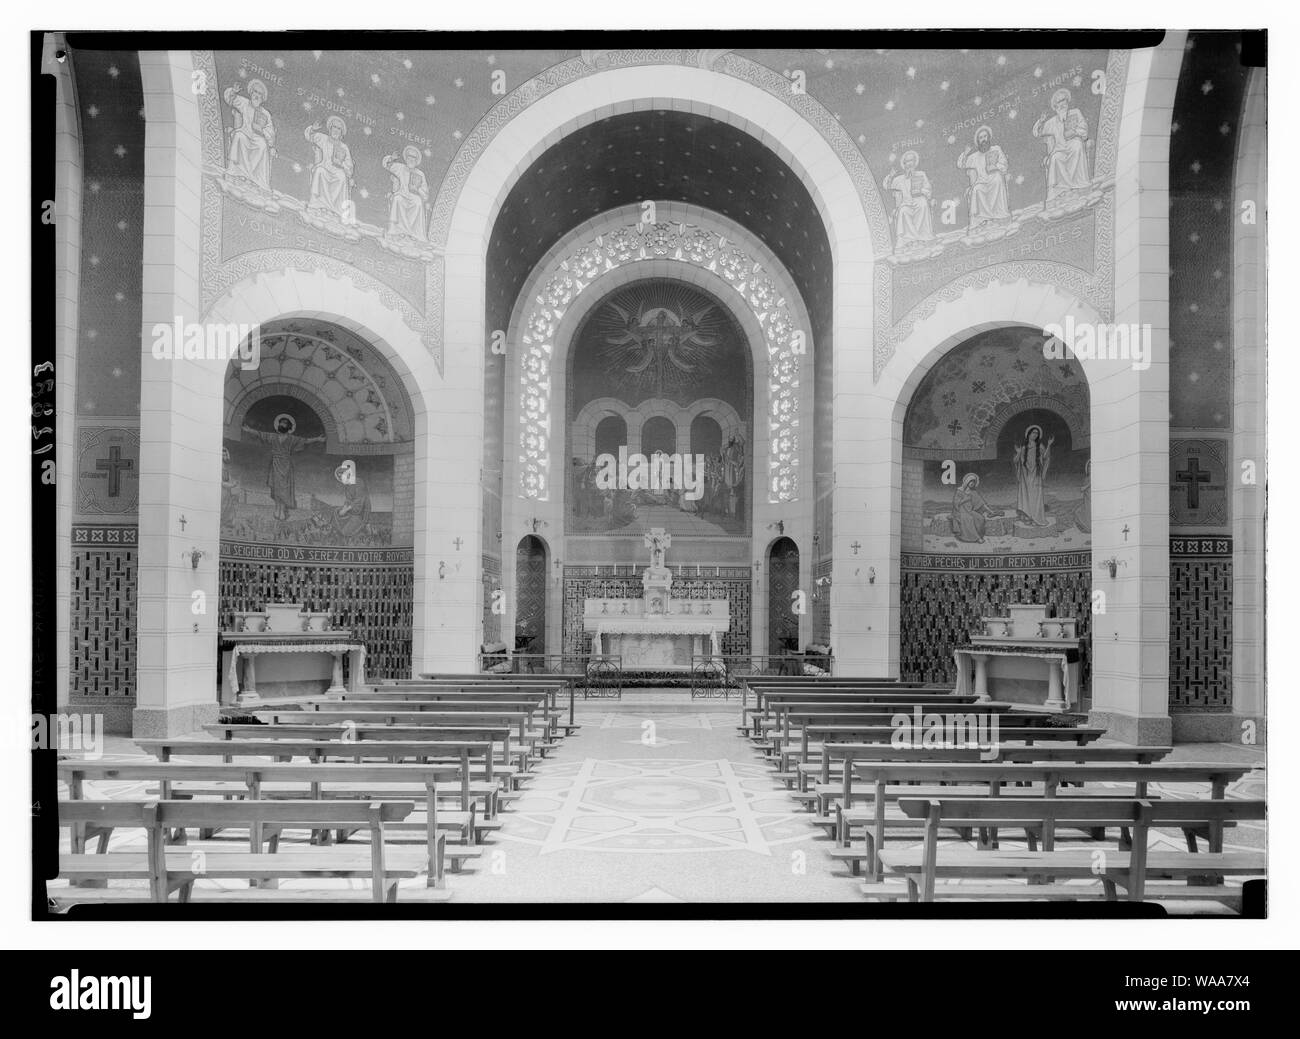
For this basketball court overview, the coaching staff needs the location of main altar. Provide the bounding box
[583,529,730,671]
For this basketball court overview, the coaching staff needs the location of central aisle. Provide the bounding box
[452,693,860,903]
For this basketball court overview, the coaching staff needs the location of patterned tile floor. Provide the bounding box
[48,694,1267,906]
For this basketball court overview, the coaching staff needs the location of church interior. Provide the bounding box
[38,31,1267,909]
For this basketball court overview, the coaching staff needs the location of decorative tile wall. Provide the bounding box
[70,546,136,699]
[218,558,413,679]
[901,566,1093,687]
[1169,537,1233,711]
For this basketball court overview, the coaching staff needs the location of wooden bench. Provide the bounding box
[136,736,514,796]
[743,697,982,749]
[836,761,1256,880]
[779,725,1105,782]
[740,684,958,725]
[759,704,1033,759]
[53,799,436,904]
[57,759,499,881]
[297,698,573,741]
[876,797,1266,906]
[246,708,556,754]
[804,743,1174,816]
[202,723,528,777]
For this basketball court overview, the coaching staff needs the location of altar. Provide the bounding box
[582,529,730,671]
[219,602,366,704]
[954,603,1083,712]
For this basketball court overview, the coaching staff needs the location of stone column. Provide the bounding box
[1086,34,1186,745]
[1231,68,1267,743]
[48,33,82,713]
[133,51,222,736]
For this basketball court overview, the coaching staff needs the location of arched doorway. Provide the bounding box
[514,535,548,658]
[768,537,801,656]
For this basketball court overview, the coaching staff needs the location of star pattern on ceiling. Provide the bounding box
[486,109,832,356]
[1168,31,1251,430]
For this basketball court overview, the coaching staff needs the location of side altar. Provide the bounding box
[583,529,730,671]
[220,602,367,704]
[953,603,1083,712]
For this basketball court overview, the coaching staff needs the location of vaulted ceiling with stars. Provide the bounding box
[484,110,830,347]
[68,40,1257,437]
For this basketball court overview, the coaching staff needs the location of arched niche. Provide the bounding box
[217,318,416,681]
[898,325,1093,691]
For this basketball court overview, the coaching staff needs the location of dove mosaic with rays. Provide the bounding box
[594,290,726,405]
[567,281,754,537]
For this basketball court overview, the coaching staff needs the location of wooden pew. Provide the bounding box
[201,723,528,778]
[247,707,554,755]
[806,743,1174,823]
[290,698,571,741]
[136,736,507,795]
[54,799,434,904]
[372,677,578,728]
[58,759,491,882]
[740,676,948,708]
[758,703,1031,758]
[743,692,986,740]
[877,797,1266,906]
[840,760,1256,880]
[742,684,958,728]
[780,724,1106,783]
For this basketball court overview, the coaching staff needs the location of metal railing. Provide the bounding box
[476,651,624,700]
[689,654,818,699]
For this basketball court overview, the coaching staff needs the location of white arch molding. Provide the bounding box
[202,267,441,670]
[498,204,816,661]
[446,66,875,658]
[514,219,804,503]
[836,277,1139,690]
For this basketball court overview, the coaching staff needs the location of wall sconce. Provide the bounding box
[766,520,785,536]
[438,561,448,580]
[527,518,548,533]
[1098,557,1127,579]
[184,548,206,571]
[867,566,876,585]
[811,532,820,546]
[495,531,503,543]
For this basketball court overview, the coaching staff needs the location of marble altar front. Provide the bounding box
[582,528,730,671]
[220,602,366,703]
[954,603,1082,711]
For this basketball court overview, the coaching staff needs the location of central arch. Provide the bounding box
[447,64,880,656]
[498,203,816,662]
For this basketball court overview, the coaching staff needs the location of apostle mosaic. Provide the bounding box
[882,150,936,247]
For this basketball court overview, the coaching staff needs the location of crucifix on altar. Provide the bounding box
[642,527,673,614]
[582,524,729,670]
